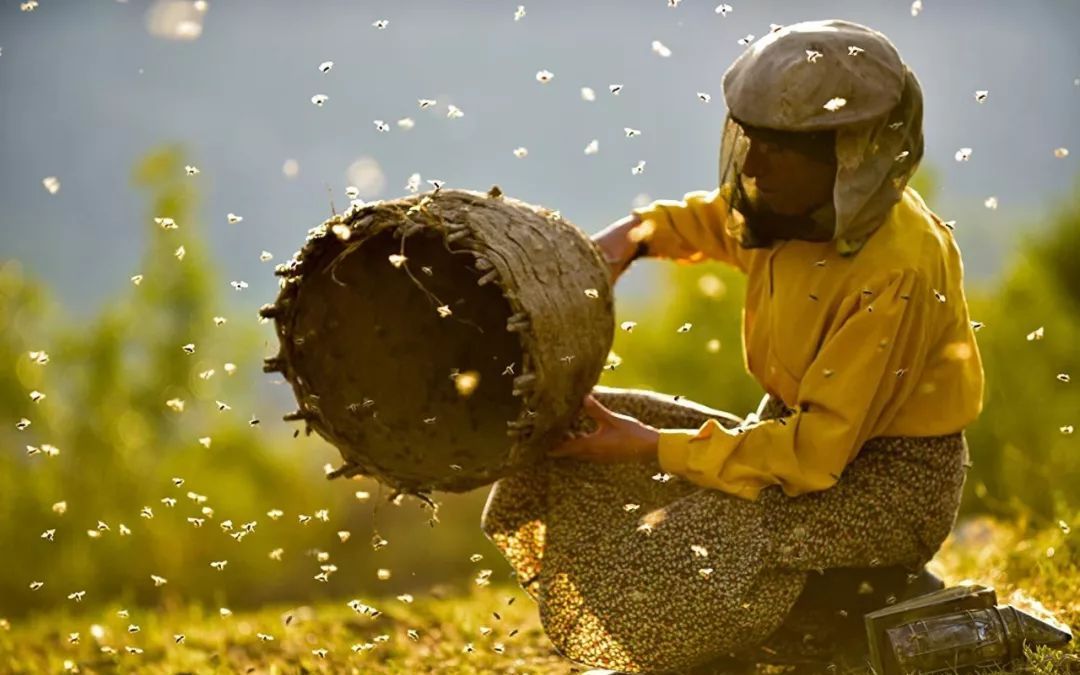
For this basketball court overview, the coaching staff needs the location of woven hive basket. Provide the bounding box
[262,187,615,494]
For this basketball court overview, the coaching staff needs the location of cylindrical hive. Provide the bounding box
[264,187,615,494]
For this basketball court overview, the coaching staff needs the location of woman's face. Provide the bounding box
[740,126,837,217]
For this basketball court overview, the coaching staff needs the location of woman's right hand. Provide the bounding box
[592,213,647,283]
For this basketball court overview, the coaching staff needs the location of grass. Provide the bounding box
[927,515,1079,675]
[1,517,1076,674]
[0,581,560,674]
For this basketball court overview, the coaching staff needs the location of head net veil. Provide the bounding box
[715,20,925,256]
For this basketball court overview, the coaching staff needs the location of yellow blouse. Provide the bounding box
[631,186,984,501]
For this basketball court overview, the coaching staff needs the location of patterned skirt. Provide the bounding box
[480,386,970,674]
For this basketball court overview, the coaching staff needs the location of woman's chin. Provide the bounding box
[757,194,796,215]
[762,195,816,217]
[745,183,807,216]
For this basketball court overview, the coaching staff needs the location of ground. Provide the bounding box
[2,516,1076,674]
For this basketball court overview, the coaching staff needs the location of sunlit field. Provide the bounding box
[2,2,1079,674]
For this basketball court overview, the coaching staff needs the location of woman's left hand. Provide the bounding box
[548,394,660,463]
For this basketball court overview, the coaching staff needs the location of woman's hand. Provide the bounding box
[548,394,660,463]
[592,214,648,283]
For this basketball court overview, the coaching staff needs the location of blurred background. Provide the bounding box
[0,0,1078,618]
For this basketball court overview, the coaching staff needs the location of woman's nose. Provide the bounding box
[742,139,769,179]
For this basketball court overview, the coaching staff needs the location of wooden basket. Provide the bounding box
[262,187,615,494]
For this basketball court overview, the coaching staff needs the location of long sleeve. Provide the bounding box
[631,188,749,272]
[657,268,935,500]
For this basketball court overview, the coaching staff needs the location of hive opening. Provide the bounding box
[267,189,614,493]
[284,224,526,492]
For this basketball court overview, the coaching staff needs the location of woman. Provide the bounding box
[481,19,984,674]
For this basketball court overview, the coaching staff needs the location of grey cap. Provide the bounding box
[723,20,905,132]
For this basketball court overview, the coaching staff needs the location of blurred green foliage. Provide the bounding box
[1,151,1077,619]
[962,189,1080,519]
[0,146,499,618]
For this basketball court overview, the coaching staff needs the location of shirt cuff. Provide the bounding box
[657,429,694,475]
[630,205,703,263]
[656,421,763,501]
[656,418,730,474]
[630,201,661,221]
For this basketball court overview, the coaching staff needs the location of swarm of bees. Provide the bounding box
[261,188,615,493]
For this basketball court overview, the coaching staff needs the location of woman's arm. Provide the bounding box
[593,188,749,282]
[656,268,934,500]
[631,188,750,272]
